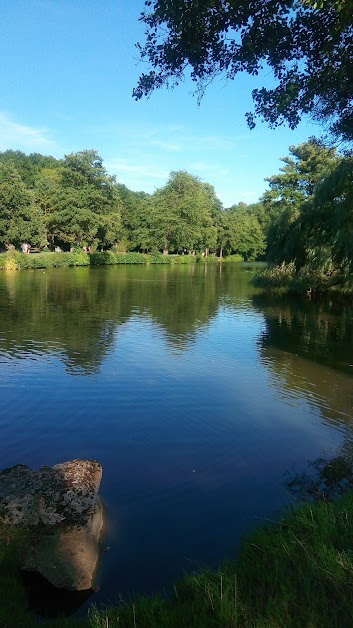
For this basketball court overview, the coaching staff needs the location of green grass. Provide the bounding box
[2,492,353,626]
[0,526,36,627]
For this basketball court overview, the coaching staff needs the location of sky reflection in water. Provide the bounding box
[0,264,352,610]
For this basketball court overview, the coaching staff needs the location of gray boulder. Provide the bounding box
[0,460,104,591]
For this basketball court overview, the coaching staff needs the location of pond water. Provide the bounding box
[0,263,353,615]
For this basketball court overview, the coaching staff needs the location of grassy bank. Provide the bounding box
[253,263,353,298]
[2,491,353,626]
[0,251,243,271]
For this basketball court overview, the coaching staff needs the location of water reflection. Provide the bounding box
[0,265,254,373]
[254,295,353,429]
[1,265,353,608]
[254,294,353,374]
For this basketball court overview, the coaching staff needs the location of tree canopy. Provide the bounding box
[134,0,353,141]
[255,137,353,289]
[0,149,264,260]
[1,141,353,284]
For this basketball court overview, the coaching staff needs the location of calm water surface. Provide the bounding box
[0,263,353,613]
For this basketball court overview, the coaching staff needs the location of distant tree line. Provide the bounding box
[0,149,265,260]
[1,139,352,283]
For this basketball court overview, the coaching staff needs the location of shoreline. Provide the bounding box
[1,488,353,626]
[252,264,353,300]
[0,250,245,271]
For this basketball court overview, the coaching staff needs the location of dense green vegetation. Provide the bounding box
[253,139,353,295]
[0,150,265,261]
[1,139,353,293]
[3,489,353,627]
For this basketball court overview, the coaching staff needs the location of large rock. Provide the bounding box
[0,460,104,591]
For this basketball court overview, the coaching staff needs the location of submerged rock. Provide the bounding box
[0,460,104,591]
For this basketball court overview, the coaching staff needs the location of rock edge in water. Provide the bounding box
[0,460,103,591]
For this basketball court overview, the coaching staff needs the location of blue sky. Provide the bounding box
[0,0,321,207]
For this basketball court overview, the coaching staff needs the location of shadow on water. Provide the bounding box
[253,292,353,375]
[253,292,353,504]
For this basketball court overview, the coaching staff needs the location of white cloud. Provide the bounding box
[189,161,230,177]
[149,139,182,152]
[188,161,211,172]
[0,112,58,153]
[239,191,260,201]
[105,158,170,193]
[101,122,261,202]
[96,121,237,155]
[106,159,169,180]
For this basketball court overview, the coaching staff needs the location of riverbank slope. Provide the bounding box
[1,490,353,627]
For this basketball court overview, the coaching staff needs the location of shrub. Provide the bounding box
[223,254,244,262]
[1,252,21,271]
[0,251,90,270]
[252,262,296,289]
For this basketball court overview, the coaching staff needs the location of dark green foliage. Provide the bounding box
[134,1,353,141]
[254,140,353,294]
[253,263,297,290]
[0,150,60,187]
[148,171,217,254]
[89,251,148,265]
[50,150,123,250]
[223,206,265,261]
[117,183,152,252]
[264,139,339,267]
[308,157,353,274]
[0,151,263,261]
[0,162,46,249]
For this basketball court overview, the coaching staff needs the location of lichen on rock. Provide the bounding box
[0,459,104,591]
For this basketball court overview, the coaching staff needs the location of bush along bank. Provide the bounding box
[2,489,353,627]
[0,251,244,271]
[0,250,90,270]
[252,263,353,298]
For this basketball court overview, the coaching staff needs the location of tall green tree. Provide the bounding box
[50,150,123,249]
[150,171,216,254]
[306,156,353,274]
[218,206,265,260]
[263,139,339,266]
[227,208,265,261]
[61,150,115,192]
[33,168,62,246]
[48,188,99,248]
[0,162,46,248]
[117,183,152,252]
